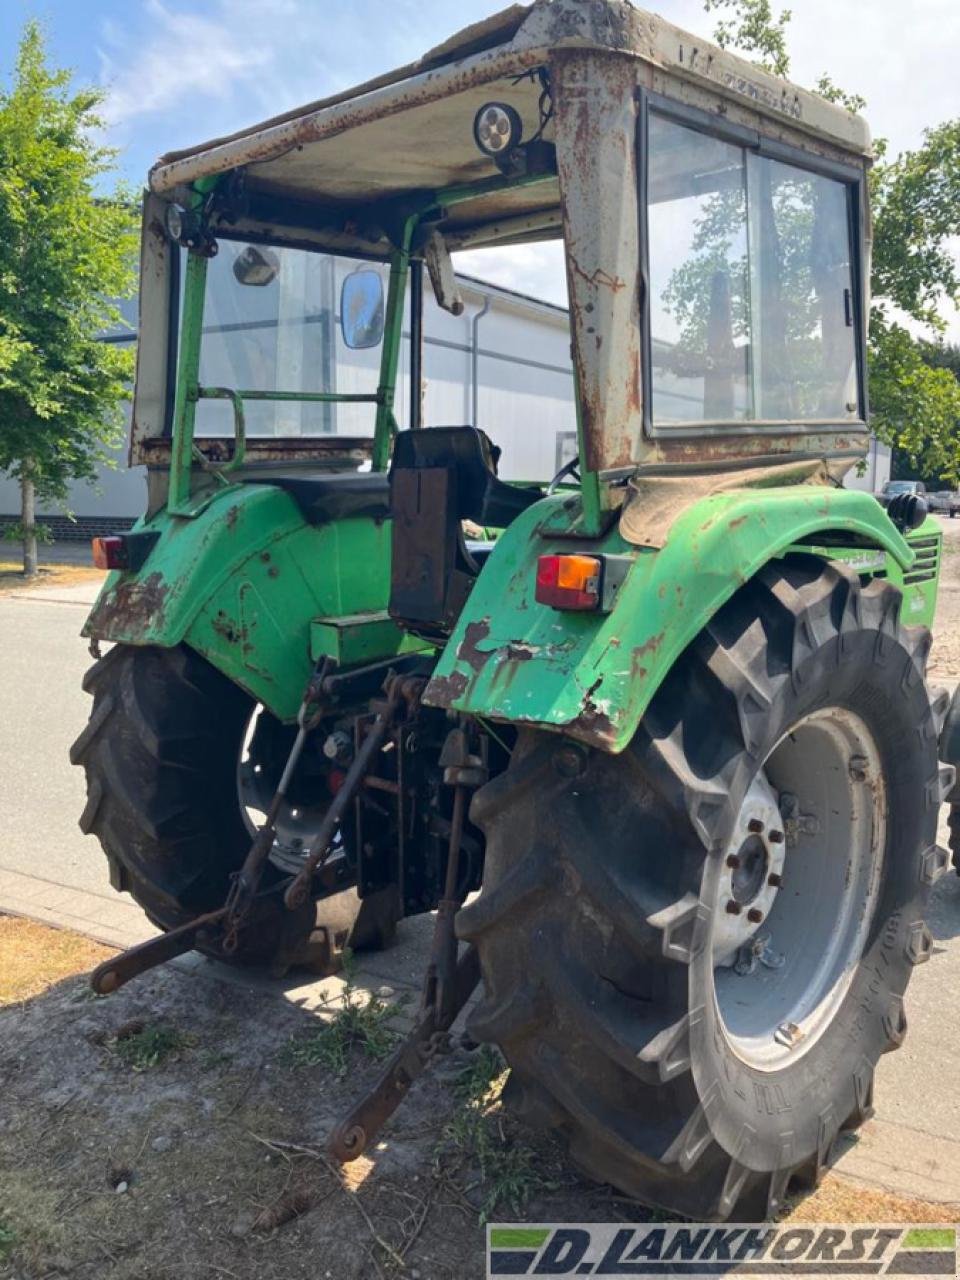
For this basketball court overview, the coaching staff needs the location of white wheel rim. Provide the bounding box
[711,707,885,1072]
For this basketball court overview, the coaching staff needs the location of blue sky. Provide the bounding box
[1,0,959,330]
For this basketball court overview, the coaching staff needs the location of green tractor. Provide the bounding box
[72,0,958,1221]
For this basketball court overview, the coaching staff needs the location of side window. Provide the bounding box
[748,157,858,421]
[648,116,751,424]
[646,112,861,428]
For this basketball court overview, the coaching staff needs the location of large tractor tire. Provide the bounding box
[459,557,951,1220]
[71,644,399,973]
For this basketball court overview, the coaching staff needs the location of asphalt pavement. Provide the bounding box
[1,572,959,1206]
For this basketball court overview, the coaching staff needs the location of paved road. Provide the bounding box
[1,573,959,1205]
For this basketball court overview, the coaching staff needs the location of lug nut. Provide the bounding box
[726,854,741,869]
[747,908,764,924]
[768,829,785,844]
[767,872,783,888]
[725,900,742,915]
[747,818,764,834]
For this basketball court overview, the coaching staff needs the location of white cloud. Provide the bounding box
[97,0,273,130]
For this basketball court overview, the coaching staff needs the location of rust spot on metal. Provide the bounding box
[504,643,536,663]
[457,618,492,673]
[633,633,663,661]
[568,698,618,749]
[85,572,170,637]
[225,504,240,531]
[424,670,469,709]
[212,611,247,646]
[729,515,748,530]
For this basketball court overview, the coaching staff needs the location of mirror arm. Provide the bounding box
[423,229,464,317]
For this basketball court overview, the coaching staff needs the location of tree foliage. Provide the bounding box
[0,23,138,516]
[703,0,960,483]
[702,0,792,78]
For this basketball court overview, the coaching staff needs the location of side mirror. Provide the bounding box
[341,270,385,349]
[233,244,280,287]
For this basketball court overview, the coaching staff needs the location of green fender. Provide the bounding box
[83,484,395,721]
[422,485,920,753]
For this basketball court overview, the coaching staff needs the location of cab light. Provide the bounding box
[92,536,127,571]
[536,554,602,611]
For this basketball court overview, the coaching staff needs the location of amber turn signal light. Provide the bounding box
[535,553,602,611]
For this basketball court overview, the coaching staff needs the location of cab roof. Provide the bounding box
[148,0,870,253]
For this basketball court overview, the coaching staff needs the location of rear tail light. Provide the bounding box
[535,554,602,611]
[91,530,160,573]
[92,536,127,571]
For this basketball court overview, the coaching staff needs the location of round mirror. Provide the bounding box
[341,269,385,350]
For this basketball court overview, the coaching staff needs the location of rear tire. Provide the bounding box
[71,644,398,971]
[459,558,950,1220]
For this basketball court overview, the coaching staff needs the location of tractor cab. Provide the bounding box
[131,0,872,526]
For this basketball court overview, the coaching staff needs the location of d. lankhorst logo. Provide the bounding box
[486,1223,958,1278]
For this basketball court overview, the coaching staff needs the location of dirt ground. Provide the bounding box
[0,563,105,594]
[1,918,957,1280]
[3,521,960,1280]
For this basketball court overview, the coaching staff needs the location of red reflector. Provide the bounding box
[535,554,602,611]
[91,536,127,571]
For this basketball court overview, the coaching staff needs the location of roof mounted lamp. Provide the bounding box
[164,203,219,257]
[472,99,556,179]
[473,102,523,162]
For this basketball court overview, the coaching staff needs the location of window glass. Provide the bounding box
[648,116,751,423]
[193,242,385,436]
[748,157,858,420]
[647,113,860,427]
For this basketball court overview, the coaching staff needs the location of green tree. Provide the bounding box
[0,22,137,575]
[702,1,960,484]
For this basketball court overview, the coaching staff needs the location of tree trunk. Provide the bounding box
[21,469,38,578]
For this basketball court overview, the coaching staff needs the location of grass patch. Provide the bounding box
[280,957,401,1077]
[109,1021,189,1070]
[0,1217,15,1257]
[440,1046,559,1223]
[0,916,116,1006]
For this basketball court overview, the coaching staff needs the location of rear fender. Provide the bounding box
[422,486,917,752]
[83,484,393,720]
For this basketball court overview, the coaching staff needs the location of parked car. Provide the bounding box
[928,490,960,518]
[876,479,927,509]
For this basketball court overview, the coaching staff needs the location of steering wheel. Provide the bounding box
[548,454,581,495]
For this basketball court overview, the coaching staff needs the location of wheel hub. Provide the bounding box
[712,773,786,966]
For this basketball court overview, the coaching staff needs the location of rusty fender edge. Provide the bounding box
[422,486,914,753]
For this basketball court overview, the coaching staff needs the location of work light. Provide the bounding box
[473,102,522,158]
[164,203,217,255]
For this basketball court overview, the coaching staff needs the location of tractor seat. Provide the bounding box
[391,426,542,528]
[261,472,391,524]
[389,426,544,632]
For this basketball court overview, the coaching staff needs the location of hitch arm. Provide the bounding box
[328,945,480,1163]
[90,906,228,995]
